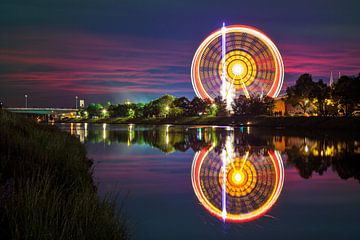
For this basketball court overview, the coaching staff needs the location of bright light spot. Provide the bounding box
[234,172,242,183]
[232,63,244,76]
[165,106,170,111]
[304,145,309,153]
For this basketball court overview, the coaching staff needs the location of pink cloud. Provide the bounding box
[1,28,359,100]
[280,42,360,79]
[0,29,194,95]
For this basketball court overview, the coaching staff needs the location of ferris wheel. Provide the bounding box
[191,24,284,101]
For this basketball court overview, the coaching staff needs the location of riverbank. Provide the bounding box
[60,115,360,131]
[0,110,128,239]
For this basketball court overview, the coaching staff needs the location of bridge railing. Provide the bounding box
[5,108,77,111]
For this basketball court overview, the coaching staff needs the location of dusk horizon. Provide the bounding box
[1,0,360,107]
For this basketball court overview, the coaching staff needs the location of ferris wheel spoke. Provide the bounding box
[242,81,251,99]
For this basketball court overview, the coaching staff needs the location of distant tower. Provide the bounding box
[329,72,334,86]
[338,72,341,80]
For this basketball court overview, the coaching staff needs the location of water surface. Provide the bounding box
[59,123,360,240]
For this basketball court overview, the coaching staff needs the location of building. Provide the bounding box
[79,99,85,108]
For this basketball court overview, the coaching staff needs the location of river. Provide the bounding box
[58,123,360,240]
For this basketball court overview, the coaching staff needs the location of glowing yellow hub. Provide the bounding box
[228,60,247,79]
[231,63,244,76]
[232,171,245,185]
[218,50,257,89]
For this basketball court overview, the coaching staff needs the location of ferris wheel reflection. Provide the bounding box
[191,136,284,223]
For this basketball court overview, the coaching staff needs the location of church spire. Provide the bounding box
[329,72,334,86]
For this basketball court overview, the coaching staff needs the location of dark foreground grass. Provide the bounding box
[0,110,128,240]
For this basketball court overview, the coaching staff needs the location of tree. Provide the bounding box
[232,95,274,116]
[86,103,103,117]
[173,97,190,110]
[143,102,156,118]
[173,97,190,116]
[134,103,145,118]
[262,96,275,115]
[332,75,360,116]
[310,79,330,115]
[232,95,250,116]
[188,97,209,116]
[286,74,316,114]
[248,96,274,116]
[213,96,228,116]
[109,104,127,117]
[143,95,176,118]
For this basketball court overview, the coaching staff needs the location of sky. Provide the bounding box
[1,0,360,107]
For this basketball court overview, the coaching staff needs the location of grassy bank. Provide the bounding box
[0,110,128,240]
[62,115,360,131]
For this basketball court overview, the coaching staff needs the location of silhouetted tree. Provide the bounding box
[232,95,274,116]
[173,97,190,116]
[232,95,249,116]
[310,79,330,115]
[332,75,360,116]
[213,96,228,116]
[286,74,315,114]
[188,97,209,116]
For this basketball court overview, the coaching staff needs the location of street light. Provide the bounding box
[25,94,28,108]
[164,106,170,118]
[102,109,108,118]
[75,96,78,109]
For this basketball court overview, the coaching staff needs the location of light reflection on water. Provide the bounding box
[58,123,360,240]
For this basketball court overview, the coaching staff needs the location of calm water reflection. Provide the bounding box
[59,123,360,239]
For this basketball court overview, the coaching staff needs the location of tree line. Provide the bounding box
[287,73,360,116]
[80,94,274,119]
[79,73,360,119]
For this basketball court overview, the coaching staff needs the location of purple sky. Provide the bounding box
[1,0,359,107]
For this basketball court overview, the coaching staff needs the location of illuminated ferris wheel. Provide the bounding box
[191,146,284,222]
[191,24,284,101]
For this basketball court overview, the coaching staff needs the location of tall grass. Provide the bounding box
[0,110,128,240]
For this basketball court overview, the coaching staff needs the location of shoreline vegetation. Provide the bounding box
[0,110,128,240]
[60,73,360,131]
[60,115,360,131]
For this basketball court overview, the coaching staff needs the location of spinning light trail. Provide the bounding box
[191,24,284,104]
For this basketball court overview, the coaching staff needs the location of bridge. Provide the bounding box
[5,108,77,115]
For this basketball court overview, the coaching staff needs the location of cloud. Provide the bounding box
[1,27,360,106]
[280,42,360,82]
[0,29,194,97]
